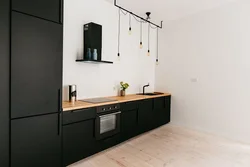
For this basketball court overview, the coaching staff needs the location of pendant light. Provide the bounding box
[140,21,143,49]
[117,8,121,59]
[147,23,150,56]
[128,13,132,35]
[115,6,163,61]
[156,27,159,65]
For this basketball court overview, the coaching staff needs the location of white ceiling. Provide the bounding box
[106,0,236,23]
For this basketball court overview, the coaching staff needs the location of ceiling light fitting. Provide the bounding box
[146,12,151,20]
[115,0,162,63]
[114,0,163,28]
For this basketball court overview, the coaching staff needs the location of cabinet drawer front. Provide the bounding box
[63,108,96,125]
[121,101,138,111]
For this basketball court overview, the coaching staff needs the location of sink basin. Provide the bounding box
[137,92,164,96]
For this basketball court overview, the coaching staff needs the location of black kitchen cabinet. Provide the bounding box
[0,0,10,166]
[11,114,61,167]
[153,96,171,127]
[62,96,171,165]
[121,109,138,142]
[165,96,171,124]
[138,99,154,133]
[63,119,96,166]
[11,12,63,119]
[12,0,63,23]
[153,97,166,127]
[148,96,172,128]
[63,108,96,125]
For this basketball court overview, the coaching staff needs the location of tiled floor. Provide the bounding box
[69,124,250,167]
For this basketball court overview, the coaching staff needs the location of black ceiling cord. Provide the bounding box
[117,8,121,57]
[129,13,132,35]
[156,27,159,64]
[120,9,128,15]
[148,22,150,56]
[140,20,143,49]
[114,0,163,28]
[115,0,163,58]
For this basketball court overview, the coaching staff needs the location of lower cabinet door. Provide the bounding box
[164,96,171,124]
[154,96,171,127]
[138,99,154,133]
[121,109,138,142]
[154,97,166,127]
[63,119,96,166]
[11,114,61,167]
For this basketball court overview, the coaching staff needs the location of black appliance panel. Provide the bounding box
[95,104,121,140]
[84,22,102,61]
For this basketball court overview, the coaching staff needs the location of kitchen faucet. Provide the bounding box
[143,83,150,95]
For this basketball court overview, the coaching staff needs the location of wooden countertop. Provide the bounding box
[63,93,171,112]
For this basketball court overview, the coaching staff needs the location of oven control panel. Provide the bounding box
[97,104,120,113]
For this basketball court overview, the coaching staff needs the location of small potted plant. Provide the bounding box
[120,81,129,96]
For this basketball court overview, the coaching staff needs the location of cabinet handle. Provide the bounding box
[58,112,62,136]
[71,109,84,113]
[58,89,62,136]
[58,89,62,112]
[60,0,63,23]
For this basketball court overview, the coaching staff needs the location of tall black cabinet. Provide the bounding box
[11,12,62,119]
[10,1,63,167]
[0,0,10,166]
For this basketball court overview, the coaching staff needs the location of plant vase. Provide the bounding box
[120,90,126,96]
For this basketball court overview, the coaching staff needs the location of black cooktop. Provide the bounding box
[80,97,117,104]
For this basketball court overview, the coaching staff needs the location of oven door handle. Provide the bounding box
[99,111,121,118]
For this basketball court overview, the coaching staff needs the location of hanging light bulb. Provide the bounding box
[156,59,159,65]
[147,23,150,56]
[140,21,143,49]
[117,9,121,58]
[156,28,159,64]
[128,14,132,35]
[140,42,143,49]
[129,27,132,35]
[147,50,150,56]
[117,53,120,61]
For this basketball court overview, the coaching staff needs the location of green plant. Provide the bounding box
[120,81,129,91]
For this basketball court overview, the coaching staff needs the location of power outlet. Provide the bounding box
[190,78,198,82]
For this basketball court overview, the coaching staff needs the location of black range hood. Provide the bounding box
[76,22,113,64]
[76,59,113,64]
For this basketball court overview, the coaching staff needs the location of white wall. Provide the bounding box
[63,0,157,100]
[156,0,250,143]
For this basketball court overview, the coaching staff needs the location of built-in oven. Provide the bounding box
[95,104,121,140]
